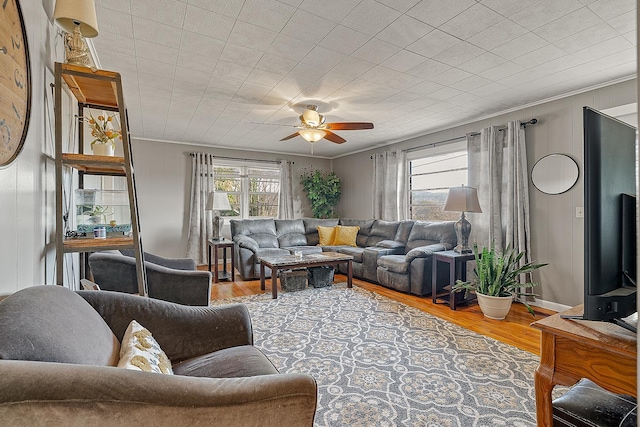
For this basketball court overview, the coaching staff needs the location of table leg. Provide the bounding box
[271,267,278,299]
[260,263,265,290]
[347,260,353,288]
[208,243,212,272]
[214,245,219,283]
[534,331,557,427]
[449,260,456,310]
[431,257,438,304]
[230,246,235,282]
[223,247,228,275]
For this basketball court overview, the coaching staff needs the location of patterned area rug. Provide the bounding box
[212,284,539,426]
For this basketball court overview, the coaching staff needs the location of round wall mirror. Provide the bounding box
[531,154,579,195]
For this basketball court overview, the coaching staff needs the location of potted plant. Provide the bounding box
[452,242,548,319]
[81,205,114,225]
[300,169,341,218]
[87,112,121,156]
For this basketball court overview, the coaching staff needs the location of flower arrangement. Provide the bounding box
[88,112,122,149]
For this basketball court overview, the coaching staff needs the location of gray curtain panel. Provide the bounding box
[467,121,532,269]
[372,150,406,221]
[186,152,215,264]
[278,160,294,220]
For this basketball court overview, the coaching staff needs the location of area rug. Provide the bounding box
[212,284,540,426]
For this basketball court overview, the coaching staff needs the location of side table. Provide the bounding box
[432,250,475,310]
[208,239,235,283]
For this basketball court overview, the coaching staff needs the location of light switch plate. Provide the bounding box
[576,207,584,218]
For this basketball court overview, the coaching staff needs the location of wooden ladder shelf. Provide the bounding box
[54,63,147,295]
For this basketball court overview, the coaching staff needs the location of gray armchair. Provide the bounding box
[0,285,317,426]
[88,250,212,306]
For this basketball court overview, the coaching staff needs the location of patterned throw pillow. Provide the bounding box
[333,225,360,247]
[117,320,174,375]
[317,226,337,246]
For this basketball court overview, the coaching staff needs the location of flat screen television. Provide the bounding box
[578,106,637,332]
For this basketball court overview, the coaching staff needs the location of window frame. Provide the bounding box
[405,140,468,221]
[211,160,281,220]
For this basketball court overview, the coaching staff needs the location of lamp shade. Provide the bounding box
[299,128,326,143]
[54,0,99,37]
[443,186,482,213]
[206,192,231,211]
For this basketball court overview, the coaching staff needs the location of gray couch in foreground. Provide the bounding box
[230,218,457,296]
[0,285,317,426]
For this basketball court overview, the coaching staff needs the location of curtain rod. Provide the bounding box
[401,118,538,154]
[189,152,292,164]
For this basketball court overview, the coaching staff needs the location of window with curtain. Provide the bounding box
[213,162,280,219]
[408,141,468,221]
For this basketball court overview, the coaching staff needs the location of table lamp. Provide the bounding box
[206,192,231,240]
[53,0,99,66]
[443,185,482,253]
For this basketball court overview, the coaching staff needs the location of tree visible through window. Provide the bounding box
[213,164,280,219]
[409,145,468,221]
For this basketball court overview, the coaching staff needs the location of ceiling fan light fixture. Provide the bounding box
[299,128,326,143]
[302,106,321,127]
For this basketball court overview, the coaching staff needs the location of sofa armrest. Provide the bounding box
[120,249,197,270]
[375,240,406,251]
[78,291,253,363]
[0,360,317,427]
[234,236,260,253]
[145,262,212,306]
[405,243,449,262]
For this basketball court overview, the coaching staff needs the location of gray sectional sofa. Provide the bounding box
[230,218,457,296]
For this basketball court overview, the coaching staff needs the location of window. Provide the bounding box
[408,142,467,221]
[213,163,280,219]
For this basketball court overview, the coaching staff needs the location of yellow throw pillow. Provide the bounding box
[317,226,337,246]
[333,225,360,247]
[117,320,173,375]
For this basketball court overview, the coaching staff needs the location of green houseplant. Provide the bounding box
[452,242,548,319]
[300,169,341,218]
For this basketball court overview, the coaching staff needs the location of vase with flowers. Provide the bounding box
[87,112,121,156]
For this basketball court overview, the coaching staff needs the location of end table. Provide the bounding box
[208,239,235,283]
[432,250,476,310]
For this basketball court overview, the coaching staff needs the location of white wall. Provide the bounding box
[131,139,332,258]
[0,2,63,295]
[333,79,638,307]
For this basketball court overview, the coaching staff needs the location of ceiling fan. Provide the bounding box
[280,105,374,144]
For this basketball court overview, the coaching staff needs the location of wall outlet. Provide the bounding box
[576,207,584,218]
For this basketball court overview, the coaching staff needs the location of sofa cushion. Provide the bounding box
[339,219,375,247]
[317,225,337,246]
[376,240,405,250]
[333,225,360,247]
[303,218,339,246]
[394,220,415,243]
[230,218,279,248]
[406,221,457,251]
[377,255,411,274]
[172,345,279,378]
[338,246,365,263]
[276,219,307,247]
[366,220,400,247]
[118,320,173,375]
[0,285,120,366]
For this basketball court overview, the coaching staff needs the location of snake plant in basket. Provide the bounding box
[452,242,548,319]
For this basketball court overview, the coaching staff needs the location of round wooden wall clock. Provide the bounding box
[0,0,32,168]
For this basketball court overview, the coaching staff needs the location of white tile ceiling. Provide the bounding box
[93,0,637,158]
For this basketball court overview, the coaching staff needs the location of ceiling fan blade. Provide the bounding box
[280,132,300,141]
[323,130,346,144]
[324,122,374,130]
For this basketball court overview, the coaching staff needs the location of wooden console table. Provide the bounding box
[531,305,636,427]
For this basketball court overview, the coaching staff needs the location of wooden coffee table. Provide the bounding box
[258,252,353,299]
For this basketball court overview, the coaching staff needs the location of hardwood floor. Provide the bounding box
[207,266,554,356]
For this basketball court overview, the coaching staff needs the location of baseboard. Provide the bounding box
[529,298,571,313]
